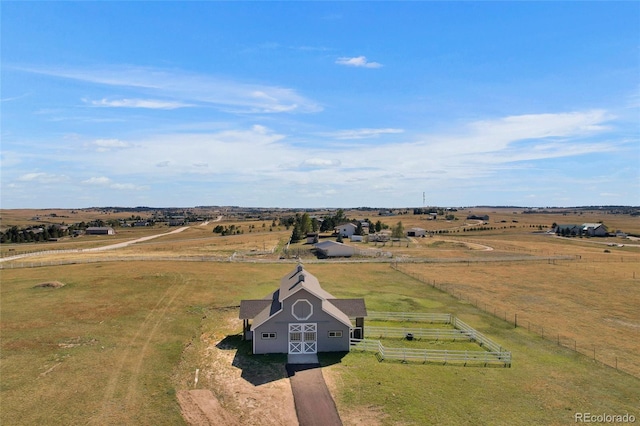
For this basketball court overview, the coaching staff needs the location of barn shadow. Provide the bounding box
[216,334,348,386]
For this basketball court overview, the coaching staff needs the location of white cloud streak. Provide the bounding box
[88,98,193,109]
[324,128,404,140]
[4,109,629,207]
[21,65,322,114]
[335,56,383,68]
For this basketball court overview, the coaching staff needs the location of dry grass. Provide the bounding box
[1,207,639,424]
[397,257,640,377]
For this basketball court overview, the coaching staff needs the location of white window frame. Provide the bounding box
[291,299,313,321]
[328,330,343,338]
[261,332,277,340]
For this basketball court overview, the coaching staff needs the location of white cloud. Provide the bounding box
[23,65,322,114]
[110,183,148,191]
[81,176,147,191]
[82,176,111,185]
[335,56,383,68]
[300,158,341,168]
[17,172,68,183]
[325,128,404,140]
[89,98,192,109]
[90,139,131,152]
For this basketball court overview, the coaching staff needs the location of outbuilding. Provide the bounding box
[407,227,426,237]
[85,226,115,235]
[313,240,356,258]
[239,265,367,355]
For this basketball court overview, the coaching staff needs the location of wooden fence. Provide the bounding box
[367,311,452,323]
[350,338,511,367]
[365,326,473,341]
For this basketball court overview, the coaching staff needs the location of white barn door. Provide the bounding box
[288,323,317,354]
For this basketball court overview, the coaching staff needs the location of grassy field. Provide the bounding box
[2,261,639,425]
[1,207,639,425]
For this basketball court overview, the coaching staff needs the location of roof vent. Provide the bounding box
[298,274,305,283]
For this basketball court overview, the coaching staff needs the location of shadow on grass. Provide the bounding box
[216,335,348,385]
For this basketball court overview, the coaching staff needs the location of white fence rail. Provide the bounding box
[367,311,452,323]
[366,326,473,341]
[350,338,511,366]
[453,317,505,353]
[351,311,511,367]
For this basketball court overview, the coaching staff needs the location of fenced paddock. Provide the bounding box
[351,312,511,367]
[367,311,452,323]
[366,326,474,341]
[350,338,511,366]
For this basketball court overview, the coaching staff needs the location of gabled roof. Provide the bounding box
[327,299,368,317]
[278,264,335,302]
[239,299,271,319]
[582,223,606,229]
[314,240,351,250]
[335,223,357,230]
[245,265,359,330]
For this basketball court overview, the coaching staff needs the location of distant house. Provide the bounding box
[313,240,356,258]
[306,232,319,244]
[555,223,608,237]
[85,226,115,235]
[168,219,186,226]
[406,227,426,237]
[239,265,367,354]
[335,223,358,238]
[581,223,608,237]
[133,221,149,227]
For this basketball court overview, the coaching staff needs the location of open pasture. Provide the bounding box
[2,261,639,425]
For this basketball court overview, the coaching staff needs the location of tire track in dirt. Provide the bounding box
[93,273,187,424]
[123,275,188,413]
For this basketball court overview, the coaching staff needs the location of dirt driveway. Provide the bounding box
[287,364,343,426]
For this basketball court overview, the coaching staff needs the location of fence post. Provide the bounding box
[514,313,518,328]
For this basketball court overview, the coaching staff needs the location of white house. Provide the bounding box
[335,223,358,238]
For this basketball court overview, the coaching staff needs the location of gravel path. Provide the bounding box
[286,363,343,426]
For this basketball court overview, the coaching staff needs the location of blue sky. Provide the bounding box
[2,2,638,209]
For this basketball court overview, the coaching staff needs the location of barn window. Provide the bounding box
[261,332,277,340]
[292,299,313,320]
[328,331,343,338]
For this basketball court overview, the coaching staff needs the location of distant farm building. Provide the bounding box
[85,226,115,235]
[239,265,367,354]
[350,235,364,242]
[407,227,427,237]
[313,240,356,258]
[306,232,319,244]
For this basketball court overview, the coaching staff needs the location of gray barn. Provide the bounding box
[239,265,367,355]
